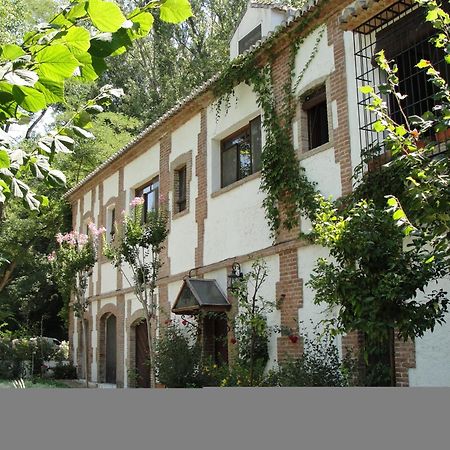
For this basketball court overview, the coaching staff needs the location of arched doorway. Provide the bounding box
[105,314,117,384]
[135,320,150,388]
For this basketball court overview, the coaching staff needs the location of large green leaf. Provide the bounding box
[0,149,10,169]
[89,31,131,58]
[67,1,88,22]
[126,10,154,40]
[35,44,80,81]
[87,0,126,32]
[160,0,193,24]
[0,44,26,61]
[73,51,99,81]
[35,78,64,104]
[47,169,67,186]
[12,86,47,112]
[57,26,91,58]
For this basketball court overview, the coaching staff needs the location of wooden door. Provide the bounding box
[203,313,228,365]
[105,315,117,384]
[135,321,150,388]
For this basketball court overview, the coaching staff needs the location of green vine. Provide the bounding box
[213,4,329,237]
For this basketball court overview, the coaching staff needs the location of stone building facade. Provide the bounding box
[66,0,450,387]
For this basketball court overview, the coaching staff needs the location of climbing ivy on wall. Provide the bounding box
[213,3,328,237]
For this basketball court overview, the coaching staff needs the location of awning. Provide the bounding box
[172,279,231,315]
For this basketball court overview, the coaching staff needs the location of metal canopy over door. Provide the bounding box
[105,314,117,384]
[135,321,150,388]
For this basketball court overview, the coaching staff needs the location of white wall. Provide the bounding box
[297,245,342,354]
[204,177,271,265]
[123,143,160,210]
[204,82,271,264]
[103,172,119,205]
[409,277,450,386]
[294,25,334,97]
[100,263,117,293]
[168,115,200,274]
[230,6,287,59]
[300,148,342,200]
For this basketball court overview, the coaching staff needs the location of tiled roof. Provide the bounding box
[65,0,320,198]
[250,0,308,10]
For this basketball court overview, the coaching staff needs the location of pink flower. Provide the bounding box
[130,197,145,207]
[56,233,64,244]
[87,223,106,237]
[47,251,56,262]
[78,233,89,246]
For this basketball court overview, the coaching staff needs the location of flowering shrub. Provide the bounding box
[50,224,104,386]
[50,225,104,317]
[0,334,58,379]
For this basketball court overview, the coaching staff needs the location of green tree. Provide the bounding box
[105,0,248,124]
[308,0,450,385]
[0,0,193,212]
[104,197,169,388]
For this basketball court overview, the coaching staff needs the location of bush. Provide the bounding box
[203,358,267,387]
[0,335,60,379]
[52,363,78,380]
[154,323,203,388]
[267,332,357,387]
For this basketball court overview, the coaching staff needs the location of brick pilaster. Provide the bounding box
[276,247,303,361]
[328,18,353,195]
[195,109,208,268]
[395,336,416,387]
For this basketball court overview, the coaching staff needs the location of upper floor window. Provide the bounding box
[302,86,329,150]
[221,116,262,188]
[354,4,450,161]
[175,166,187,213]
[106,206,116,242]
[136,177,159,221]
[238,25,262,54]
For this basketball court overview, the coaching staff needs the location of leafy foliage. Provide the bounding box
[154,320,203,388]
[308,0,450,384]
[266,330,357,387]
[230,260,275,385]
[106,0,248,125]
[0,0,193,210]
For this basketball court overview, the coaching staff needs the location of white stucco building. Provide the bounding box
[66,0,450,387]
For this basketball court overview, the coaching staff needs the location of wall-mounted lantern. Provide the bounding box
[227,262,243,289]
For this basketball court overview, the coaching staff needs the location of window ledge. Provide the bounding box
[172,208,190,220]
[212,171,261,198]
[298,141,333,161]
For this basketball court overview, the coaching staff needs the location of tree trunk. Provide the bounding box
[145,314,156,388]
[388,327,396,387]
[81,317,89,388]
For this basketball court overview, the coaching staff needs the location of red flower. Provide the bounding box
[182,320,187,326]
[288,335,299,344]
[230,337,237,345]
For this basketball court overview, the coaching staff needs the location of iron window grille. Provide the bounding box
[353,1,450,167]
